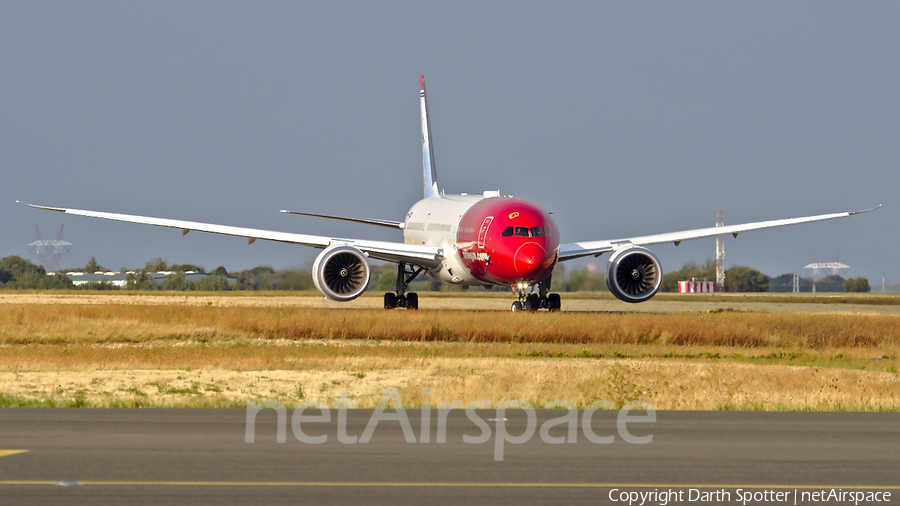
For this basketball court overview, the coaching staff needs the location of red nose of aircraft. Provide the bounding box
[514,242,545,276]
[456,197,560,286]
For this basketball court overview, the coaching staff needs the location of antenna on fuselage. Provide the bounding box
[420,75,440,198]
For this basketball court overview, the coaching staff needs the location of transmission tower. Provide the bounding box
[715,210,725,292]
[804,248,848,292]
[28,225,72,273]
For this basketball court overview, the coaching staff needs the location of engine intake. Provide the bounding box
[312,245,371,301]
[606,246,662,303]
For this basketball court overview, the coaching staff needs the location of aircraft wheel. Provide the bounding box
[384,292,396,309]
[406,292,418,310]
[548,293,561,312]
[511,301,524,312]
[525,294,540,311]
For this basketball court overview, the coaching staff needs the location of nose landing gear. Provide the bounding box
[511,279,561,312]
[384,262,424,310]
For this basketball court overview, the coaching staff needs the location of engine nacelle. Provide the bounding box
[312,245,371,302]
[605,245,662,303]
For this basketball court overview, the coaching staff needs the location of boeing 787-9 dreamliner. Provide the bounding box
[20,76,879,311]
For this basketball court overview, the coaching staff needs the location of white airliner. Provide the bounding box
[21,76,879,311]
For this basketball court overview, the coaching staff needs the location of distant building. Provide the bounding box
[65,271,236,287]
[678,280,716,293]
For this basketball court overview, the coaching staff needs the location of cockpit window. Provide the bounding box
[501,225,546,238]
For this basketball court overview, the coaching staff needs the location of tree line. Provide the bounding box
[0,255,871,293]
[660,259,870,293]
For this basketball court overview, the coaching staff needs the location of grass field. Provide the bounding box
[0,292,898,410]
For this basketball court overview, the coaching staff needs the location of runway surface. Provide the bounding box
[4,292,900,315]
[1,409,898,505]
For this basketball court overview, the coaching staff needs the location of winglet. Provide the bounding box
[420,75,440,198]
[16,201,67,213]
[848,204,881,215]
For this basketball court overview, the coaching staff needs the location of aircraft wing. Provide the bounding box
[558,205,880,262]
[18,202,443,268]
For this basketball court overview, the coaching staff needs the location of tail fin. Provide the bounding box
[420,75,440,198]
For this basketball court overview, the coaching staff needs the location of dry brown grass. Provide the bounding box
[2,295,898,410]
[1,303,898,349]
[2,338,895,372]
[2,357,897,411]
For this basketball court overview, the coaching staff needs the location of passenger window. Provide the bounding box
[531,226,544,237]
[515,226,529,237]
[501,226,514,237]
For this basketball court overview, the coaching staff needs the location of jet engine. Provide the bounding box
[312,245,371,301]
[605,245,662,303]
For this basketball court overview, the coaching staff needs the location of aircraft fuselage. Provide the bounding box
[403,194,560,288]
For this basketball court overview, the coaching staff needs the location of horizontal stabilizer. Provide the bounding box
[279,210,403,229]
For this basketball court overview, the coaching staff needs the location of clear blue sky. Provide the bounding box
[2,2,897,283]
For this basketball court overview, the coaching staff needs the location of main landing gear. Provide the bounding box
[511,278,561,312]
[384,262,424,310]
